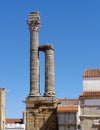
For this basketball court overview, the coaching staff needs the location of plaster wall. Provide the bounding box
[84,99,100,106]
[81,119,98,130]
[6,129,24,130]
[6,124,25,130]
[81,107,100,115]
[83,78,100,91]
[77,106,80,124]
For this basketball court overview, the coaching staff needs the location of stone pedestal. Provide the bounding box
[25,97,58,130]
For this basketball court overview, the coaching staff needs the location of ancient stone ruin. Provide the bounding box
[24,12,58,130]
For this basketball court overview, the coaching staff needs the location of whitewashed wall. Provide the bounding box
[84,99,100,106]
[77,106,80,124]
[5,124,25,130]
[83,77,100,91]
[6,129,24,130]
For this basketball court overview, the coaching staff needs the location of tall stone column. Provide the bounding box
[38,44,55,96]
[0,88,6,130]
[27,12,40,96]
[25,12,58,130]
[44,46,55,96]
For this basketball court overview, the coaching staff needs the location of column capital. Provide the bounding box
[27,12,41,31]
[38,44,54,52]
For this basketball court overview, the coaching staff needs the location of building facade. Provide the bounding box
[5,118,25,130]
[57,98,79,130]
[0,88,6,130]
[79,69,100,130]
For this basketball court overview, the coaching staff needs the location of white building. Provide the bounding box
[6,118,25,130]
[6,124,25,130]
[57,98,79,130]
[79,69,100,130]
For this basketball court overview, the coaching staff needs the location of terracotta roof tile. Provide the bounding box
[57,106,78,112]
[83,69,100,78]
[79,91,100,99]
[6,118,23,124]
[58,98,79,105]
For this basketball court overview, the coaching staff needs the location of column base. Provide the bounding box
[44,91,55,97]
[29,92,40,97]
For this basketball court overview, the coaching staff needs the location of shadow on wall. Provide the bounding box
[40,109,58,130]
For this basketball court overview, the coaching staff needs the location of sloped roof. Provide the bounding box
[83,69,100,78]
[6,118,23,124]
[58,98,79,105]
[57,106,78,112]
[79,91,100,99]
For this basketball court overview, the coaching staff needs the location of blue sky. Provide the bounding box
[0,0,100,118]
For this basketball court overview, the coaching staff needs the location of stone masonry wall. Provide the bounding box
[25,97,58,130]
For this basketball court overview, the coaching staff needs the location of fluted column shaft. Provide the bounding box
[27,12,40,96]
[44,48,55,96]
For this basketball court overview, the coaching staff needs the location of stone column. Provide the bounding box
[44,45,55,96]
[38,44,55,96]
[27,12,40,96]
[0,88,6,130]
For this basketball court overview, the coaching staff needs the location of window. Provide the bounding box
[68,113,76,123]
[58,113,65,124]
